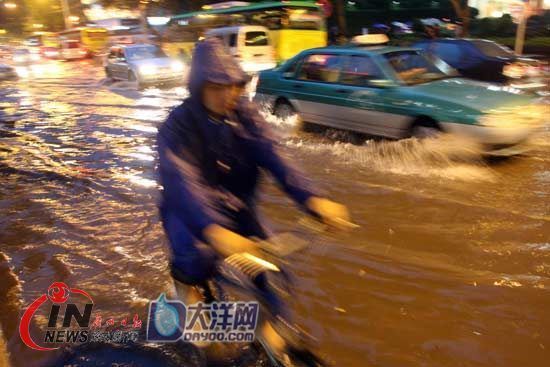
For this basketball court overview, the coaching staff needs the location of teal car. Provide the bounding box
[254,43,546,154]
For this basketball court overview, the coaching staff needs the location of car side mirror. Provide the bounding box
[367,79,396,88]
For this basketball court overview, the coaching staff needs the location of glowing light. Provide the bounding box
[147,17,170,26]
[170,61,185,73]
[139,64,157,76]
[84,5,138,22]
[124,174,157,188]
[4,3,17,9]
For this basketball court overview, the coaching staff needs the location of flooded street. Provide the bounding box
[1,60,549,367]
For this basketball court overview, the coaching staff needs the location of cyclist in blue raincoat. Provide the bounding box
[157,38,350,362]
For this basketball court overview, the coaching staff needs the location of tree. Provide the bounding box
[334,0,347,44]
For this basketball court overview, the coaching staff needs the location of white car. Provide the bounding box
[205,26,277,74]
[105,44,186,88]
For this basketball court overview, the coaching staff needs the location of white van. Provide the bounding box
[205,26,276,73]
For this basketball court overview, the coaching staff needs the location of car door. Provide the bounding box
[285,53,345,126]
[110,49,129,79]
[106,49,119,77]
[119,49,131,79]
[333,54,410,138]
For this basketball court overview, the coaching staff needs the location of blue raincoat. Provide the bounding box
[157,39,316,285]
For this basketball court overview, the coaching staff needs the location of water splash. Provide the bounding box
[261,110,494,181]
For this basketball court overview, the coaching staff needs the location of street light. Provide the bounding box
[4,2,17,9]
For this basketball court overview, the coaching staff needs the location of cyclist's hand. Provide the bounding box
[203,224,257,257]
[305,196,354,230]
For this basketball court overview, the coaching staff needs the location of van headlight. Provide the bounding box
[171,61,185,73]
[139,64,157,75]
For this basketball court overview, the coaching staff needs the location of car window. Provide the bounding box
[229,34,237,48]
[281,56,303,78]
[432,42,463,66]
[297,54,342,83]
[340,56,386,86]
[470,40,513,58]
[384,51,449,85]
[245,31,268,46]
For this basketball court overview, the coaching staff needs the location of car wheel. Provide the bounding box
[273,100,298,121]
[410,118,441,139]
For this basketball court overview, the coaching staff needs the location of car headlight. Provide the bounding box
[171,61,185,73]
[139,64,157,75]
[479,104,547,128]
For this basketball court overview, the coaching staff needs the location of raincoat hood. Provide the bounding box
[188,38,249,97]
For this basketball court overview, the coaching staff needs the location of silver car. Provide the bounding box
[105,44,186,88]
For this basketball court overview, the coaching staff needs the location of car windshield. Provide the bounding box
[384,50,455,85]
[470,40,514,58]
[125,46,166,60]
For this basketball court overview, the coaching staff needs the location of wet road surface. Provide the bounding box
[0,59,549,367]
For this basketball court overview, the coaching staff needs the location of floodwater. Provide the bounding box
[0,60,549,367]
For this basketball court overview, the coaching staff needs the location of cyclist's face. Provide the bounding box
[202,82,243,115]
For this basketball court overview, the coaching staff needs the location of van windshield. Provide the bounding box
[245,32,268,47]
